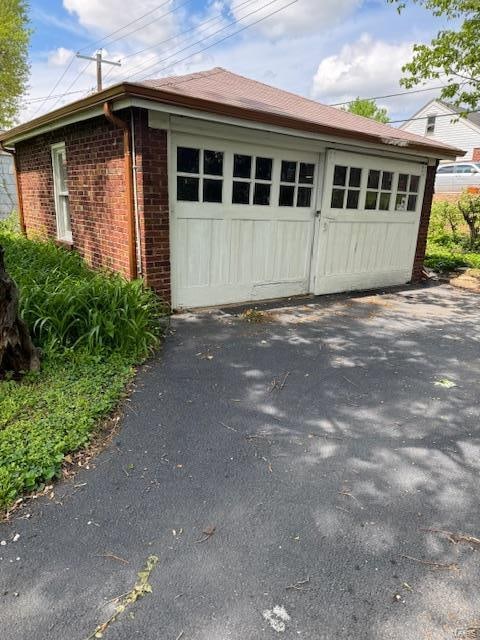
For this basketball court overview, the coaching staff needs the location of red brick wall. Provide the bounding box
[133,109,170,301]
[473,148,480,162]
[16,114,131,277]
[411,162,438,282]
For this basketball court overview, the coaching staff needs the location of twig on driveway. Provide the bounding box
[194,526,216,543]
[175,632,184,640]
[219,422,238,433]
[341,375,360,389]
[96,553,129,565]
[286,576,311,591]
[400,554,459,571]
[420,528,480,549]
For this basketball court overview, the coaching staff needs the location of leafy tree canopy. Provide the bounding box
[0,0,31,129]
[342,97,390,123]
[389,0,480,111]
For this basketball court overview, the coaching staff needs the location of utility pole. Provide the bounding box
[76,51,121,92]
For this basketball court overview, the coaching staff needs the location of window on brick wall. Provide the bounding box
[51,142,72,242]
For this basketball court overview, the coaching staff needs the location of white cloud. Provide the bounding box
[311,33,414,103]
[63,0,181,46]
[228,0,362,38]
[48,47,74,67]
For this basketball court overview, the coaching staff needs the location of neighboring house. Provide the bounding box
[400,99,480,162]
[0,148,18,219]
[0,68,462,308]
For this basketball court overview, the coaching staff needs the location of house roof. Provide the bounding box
[437,100,480,130]
[0,68,464,159]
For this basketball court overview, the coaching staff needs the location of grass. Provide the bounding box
[425,242,480,273]
[0,219,167,511]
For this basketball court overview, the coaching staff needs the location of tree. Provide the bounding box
[342,98,389,123]
[0,245,40,374]
[389,1,480,111]
[458,192,480,248]
[0,0,31,129]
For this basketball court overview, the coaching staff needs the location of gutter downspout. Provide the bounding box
[130,110,142,277]
[0,143,26,236]
[103,102,137,280]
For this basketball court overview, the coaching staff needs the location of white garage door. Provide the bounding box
[171,133,319,308]
[312,150,427,295]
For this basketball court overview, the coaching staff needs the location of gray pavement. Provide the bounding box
[1,283,480,640]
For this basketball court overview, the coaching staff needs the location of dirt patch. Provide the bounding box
[449,270,480,294]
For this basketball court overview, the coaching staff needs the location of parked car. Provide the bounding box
[435,161,480,193]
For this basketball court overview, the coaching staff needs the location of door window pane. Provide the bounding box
[177,176,199,201]
[203,179,222,203]
[177,147,199,173]
[395,193,407,211]
[409,175,420,192]
[333,165,347,186]
[346,189,360,209]
[299,163,314,184]
[279,185,295,206]
[331,189,345,208]
[382,172,393,190]
[349,167,362,188]
[297,187,312,208]
[365,191,378,210]
[232,181,250,204]
[407,194,417,211]
[398,173,408,192]
[253,182,271,205]
[281,161,297,183]
[203,150,223,176]
[233,154,251,178]
[367,170,380,190]
[379,192,391,210]
[255,157,272,181]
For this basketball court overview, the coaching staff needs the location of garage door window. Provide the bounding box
[365,170,393,211]
[331,165,363,209]
[279,161,315,207]
[177,147,224,203]
[395,173,420,211]
[232,154,273,205]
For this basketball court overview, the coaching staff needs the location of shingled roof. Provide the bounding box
[0,67,464,158]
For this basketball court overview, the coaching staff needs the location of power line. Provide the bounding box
[389,109,480,125]
[49,60,93,111]
[76,0,174,53]
[25,89,87,105]
[31,56,76,116]
[94,0,195,50]
[100,0,259,88]
[125,0,290,81]
[113,0,258,64]
[330,84,450,106]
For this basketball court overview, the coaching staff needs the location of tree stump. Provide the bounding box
[0,244,40,374]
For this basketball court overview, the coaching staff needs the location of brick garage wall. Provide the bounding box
[15,113,131,277]
[133,109,170,302]
[411,162,438,282]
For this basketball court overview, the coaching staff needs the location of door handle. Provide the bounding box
[315,210,321,218]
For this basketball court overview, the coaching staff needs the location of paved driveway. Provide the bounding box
[1,284,480,640]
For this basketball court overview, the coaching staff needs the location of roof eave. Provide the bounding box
[0,82,464,159]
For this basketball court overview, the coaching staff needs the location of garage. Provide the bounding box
[170,132,427,308]
[4,67,461,307]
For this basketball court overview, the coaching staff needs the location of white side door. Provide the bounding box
[312,150,427,295]
[171,133,320,308]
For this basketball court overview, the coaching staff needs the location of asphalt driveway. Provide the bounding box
[1,284,480,640]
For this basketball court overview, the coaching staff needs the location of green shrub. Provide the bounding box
[425,241,480,272]
[0,222,168,359]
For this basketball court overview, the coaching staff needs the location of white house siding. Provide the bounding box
[0,152,17,219]
[400,101,478,161]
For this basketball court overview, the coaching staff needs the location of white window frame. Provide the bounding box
[51,142,72,242]
[176,146,225,204]
[426,115,436,135]
[278,160,315,208]
[232,153,274,206]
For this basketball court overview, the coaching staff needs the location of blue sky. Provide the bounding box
[23,0,450,125]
